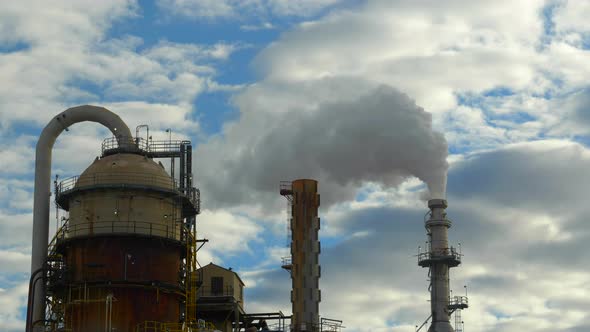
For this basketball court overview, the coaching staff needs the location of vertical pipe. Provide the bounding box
[30,105,132,331]
[186,144,195,226]
[234,302,239,332]
[179,144,186,191]
[186,144,192,189]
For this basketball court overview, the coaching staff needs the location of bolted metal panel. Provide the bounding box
[289,179,321,332]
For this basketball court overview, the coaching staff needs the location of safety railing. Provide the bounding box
[101,136,190,155]
[54,220,190,243]
[449,296,469,308]
[58,172,175,192]
[288,321,344,332]
[417,247,462,265]
[279,181,293,198]
[57,172,200,211]
[281,256,292,267]
[196,285,235,298]
[136,320,217,332]
[264,322,285,332]
[320,318,345,332]
[101,136,145,153]
[148,140,188,153]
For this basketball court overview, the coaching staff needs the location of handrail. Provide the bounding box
[417,246,462,262]
[449,296,468,306]
[56,172,199,209]
[58,172,175,192]
[281,257,292,266]
[101,135,191,155]
[196,285,236,297]
[135,320,217,332]
[101,136,145,153]
[54,220,191,243]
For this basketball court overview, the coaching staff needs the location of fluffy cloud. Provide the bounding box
[253,0,545,111]
[448,140,590,214]
[157,0,342,19]
[0,281,29,332]
[547,89,590,136]
[197,209,264,259]
[552,0,590,38]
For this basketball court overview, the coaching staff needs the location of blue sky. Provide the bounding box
[1,1,590,331]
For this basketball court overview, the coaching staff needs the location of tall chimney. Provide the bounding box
[281,179,321,332]
[418,199,463,332]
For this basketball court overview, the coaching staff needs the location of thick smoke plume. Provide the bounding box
[197,84,448,209]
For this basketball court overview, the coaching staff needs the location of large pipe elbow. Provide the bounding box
[29,105,132,330]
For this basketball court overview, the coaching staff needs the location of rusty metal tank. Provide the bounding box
[53,152,195,332]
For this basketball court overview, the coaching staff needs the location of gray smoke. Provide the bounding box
[197,84,448,209]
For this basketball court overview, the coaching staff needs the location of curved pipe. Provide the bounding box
[30,105,132,330]
[26,267,45,332]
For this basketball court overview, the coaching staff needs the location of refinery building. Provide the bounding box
[26,105,466,332]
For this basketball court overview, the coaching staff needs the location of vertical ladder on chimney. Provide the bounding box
[280,181,293,272]
[454,308,463,332]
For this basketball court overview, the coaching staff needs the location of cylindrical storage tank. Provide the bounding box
[54,153,189,332]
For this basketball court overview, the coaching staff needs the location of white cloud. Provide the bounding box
[157,0,342,19]
[0,1,240,132]
[0,0,138,46]
[0,250,30,273]
[0,211,32,250]
[553,1,590,38]
[253,0,545,112]
[0,136,35,175]
[240,22,275,31]
[0,281,28,332]
[197,209,264,259]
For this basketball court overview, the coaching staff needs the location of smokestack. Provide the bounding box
[281,179,321,332]
[418,199,462,332]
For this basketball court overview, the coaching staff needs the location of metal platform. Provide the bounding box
[448,296,469,310]
[417,247,462,268]
[281,256,292,271]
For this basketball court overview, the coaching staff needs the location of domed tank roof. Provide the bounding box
[76,153,174,190]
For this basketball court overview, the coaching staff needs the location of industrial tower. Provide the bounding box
[280,180,321,332]
[417,199,468,332]
[26,106,203,332]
